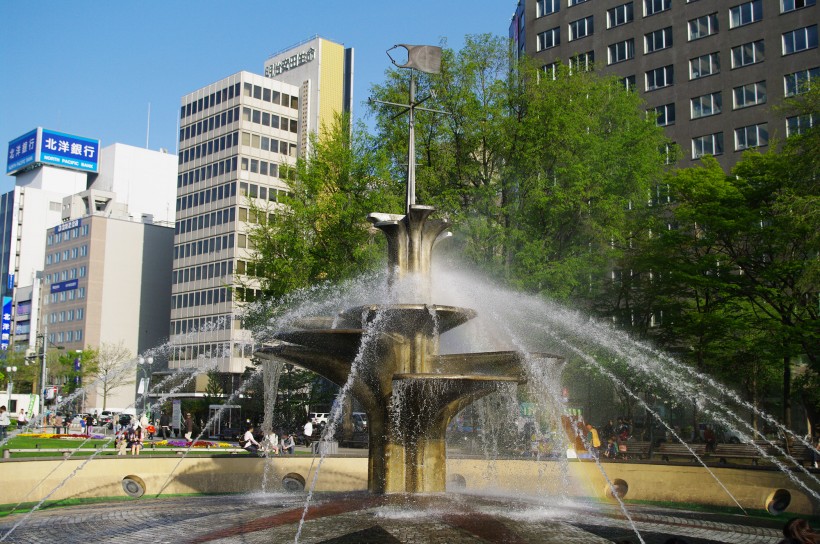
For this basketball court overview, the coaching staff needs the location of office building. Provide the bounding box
[41,195,174,412]
[170,37,353,393]
[510,0,818,170]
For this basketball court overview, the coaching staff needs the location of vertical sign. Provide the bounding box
[172,399,182,432]
[6,129,38,174]
[1,296,11,350]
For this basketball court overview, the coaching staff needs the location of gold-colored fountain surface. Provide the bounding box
[257,205,562,494]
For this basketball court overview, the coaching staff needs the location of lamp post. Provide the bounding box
[137,356,154,415]
[5,366,17,409]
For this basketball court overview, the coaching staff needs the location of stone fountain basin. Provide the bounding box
[335,304,476,334]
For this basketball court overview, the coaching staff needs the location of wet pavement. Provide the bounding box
[0,491,789,544]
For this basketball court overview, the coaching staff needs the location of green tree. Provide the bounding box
[92,342,133,411]
[246,112,402,299]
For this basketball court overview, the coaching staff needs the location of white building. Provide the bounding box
[169,37,353,394]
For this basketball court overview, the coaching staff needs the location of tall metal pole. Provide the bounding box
[40,323,47,427]
[406,71,416,214]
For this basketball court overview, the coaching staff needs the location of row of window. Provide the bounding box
[177,158,238,189]
[242,106,299,134]
[48,308,85,324]
[177,181,237,212]
[45,245,87,265]
[691,116,815,158]
[540,0,814,27]
[653,68,817,125]
[46,225,89,246]
[169,341,254,361]
[179,107,239,142]
[173,260,234,285]
[240,130,297,157]
[47,287,85,304]
[173,233,236,260]
[242,82,299,110]
[179,132,238,166]
[175,207,235,236]
[45,266,87,284]
[170,315,235,337]
[48,330,83,344]
[181,83,241,119]
[172,287,233,309]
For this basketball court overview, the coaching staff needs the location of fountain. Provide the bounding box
[257,204,561,494]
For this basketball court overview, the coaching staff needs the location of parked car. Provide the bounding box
[309,412,329,425]
[352,412,368,431]
[98,411,116,427]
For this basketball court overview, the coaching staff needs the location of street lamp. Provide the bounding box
[5,366,17,409]
[137,356,154,415]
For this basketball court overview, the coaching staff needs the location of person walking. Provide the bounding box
[53,413,64,435]
[303,419,314,447]
[0,406,10,440]
[85,413,95,436]
[184,413,194,442]
[586,423,602,457]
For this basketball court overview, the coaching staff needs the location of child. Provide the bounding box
[116,428,128,456]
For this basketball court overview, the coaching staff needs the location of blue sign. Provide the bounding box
[7,274,14,291]
[6,129,38,174]
[39,129,99,173]
[1,296,11,350]
[6,128,100,175]
[54,218,82,235]
[50,279,78,293]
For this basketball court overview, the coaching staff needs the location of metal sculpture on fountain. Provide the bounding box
[256,45,561,494]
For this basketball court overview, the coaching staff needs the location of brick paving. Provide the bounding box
[0,492,789,544]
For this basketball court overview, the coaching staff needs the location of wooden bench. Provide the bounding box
[615,441,652,460]
[783,444,818,467]
[657,443,706,462]
[713,443,767,465]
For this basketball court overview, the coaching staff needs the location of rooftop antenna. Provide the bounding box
[371,44,447,214]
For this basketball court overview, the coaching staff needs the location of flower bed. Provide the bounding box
[19,432,106,440]
[153,439,233,448]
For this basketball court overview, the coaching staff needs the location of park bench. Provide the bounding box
[783,443,818,467]
[616,440,652,460]
[713,443,769,465]
[657,442,706,462]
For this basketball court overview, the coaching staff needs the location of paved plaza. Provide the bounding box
[0,491,789,544]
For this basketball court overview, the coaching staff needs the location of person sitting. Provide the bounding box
[241,426,261,456]
[263,431,279,456]
[280,433,295,455]
[604,437,619,459]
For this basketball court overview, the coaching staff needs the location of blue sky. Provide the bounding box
[0,1,516,193]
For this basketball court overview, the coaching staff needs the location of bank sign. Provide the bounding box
[265,47,315,77]
[7,128,100,175]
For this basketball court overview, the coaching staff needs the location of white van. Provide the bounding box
[309,412,329,425]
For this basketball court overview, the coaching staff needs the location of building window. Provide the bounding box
[540,62,559,81]
[644,0,671,16]
[690,52,720,79]
[607,3,634,28]
[782,25,818,55]
[689,13,719,41]
[608,39,635,64]
[784,67,820,96]
[781,0,815,12]
[731,40,765,68]
[692,132,724,158]
[645,27,673,53]
[569,51,595,72]
[730,0,762,29]
[568,0,590,5]
[654,103,676,126]
[735,123,768,150]
[646,65,674,91]
[623,74,637,91]
[786,114,815,136]
[538,27,561,50]
[537,0,560,15]
[569,16,593,41]
[733,81,767,109]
